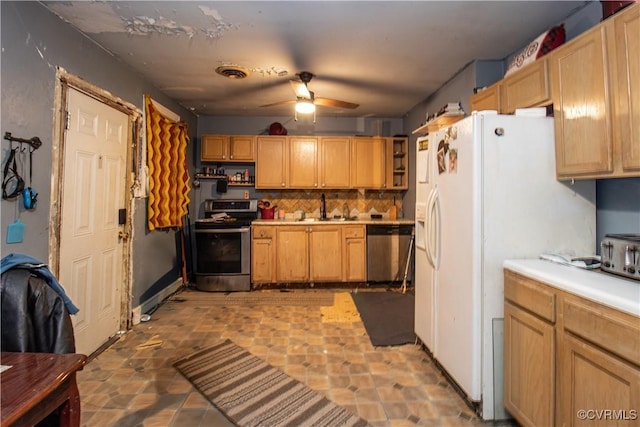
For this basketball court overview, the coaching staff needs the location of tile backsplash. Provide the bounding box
[258,190,404,219]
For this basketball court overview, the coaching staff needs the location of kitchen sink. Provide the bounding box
[296,217,356,222]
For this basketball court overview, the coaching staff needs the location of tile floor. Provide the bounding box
[77,287,516,426]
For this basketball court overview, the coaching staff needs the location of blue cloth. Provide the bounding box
[1,253,79,315]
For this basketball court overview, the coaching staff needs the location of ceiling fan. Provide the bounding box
[260,71,359,114]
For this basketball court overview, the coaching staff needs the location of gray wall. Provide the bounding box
[0,2,197,306]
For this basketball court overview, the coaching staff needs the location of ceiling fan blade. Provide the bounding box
[315,98,359,109]
[259,100,295,108]
[290,80,311,99]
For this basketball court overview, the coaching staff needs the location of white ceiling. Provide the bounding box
[42,1,588,118]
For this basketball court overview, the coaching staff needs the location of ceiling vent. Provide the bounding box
[215,65,250,79]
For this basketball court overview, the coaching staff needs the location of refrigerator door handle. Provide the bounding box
[432,187,441,270]
[425,187,437,269]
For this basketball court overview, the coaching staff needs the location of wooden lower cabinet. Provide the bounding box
[504,301,555,427]
[251,226,276,283]
[252,224,366,284]
[558,333,640,426]
[275,227,309,282]
[343,225,366,281]
[504,270,640,427]
[309,226,343,281]
[274,225,343,283]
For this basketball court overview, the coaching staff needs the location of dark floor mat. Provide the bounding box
[351,291,415,346]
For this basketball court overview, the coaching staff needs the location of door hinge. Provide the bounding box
[64,111,71,130]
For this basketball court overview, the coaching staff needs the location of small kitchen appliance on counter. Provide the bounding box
[194,199,258,291]
[601,234,640,281]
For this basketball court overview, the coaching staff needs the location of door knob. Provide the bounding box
[118,230,129,240]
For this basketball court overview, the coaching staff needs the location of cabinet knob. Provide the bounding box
[314,183,318,187]
[321,183,325,187]
[260,231,265,237]
[230,155,234,159]
[281,183,285,187]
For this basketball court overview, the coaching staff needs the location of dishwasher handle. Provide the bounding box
[366,225,413,235]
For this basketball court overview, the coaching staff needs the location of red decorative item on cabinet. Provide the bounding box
[601,1,636,19]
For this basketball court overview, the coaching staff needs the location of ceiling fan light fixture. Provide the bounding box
[295,98,315,114]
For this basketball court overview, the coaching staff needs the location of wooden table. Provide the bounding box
[1,352,87,427]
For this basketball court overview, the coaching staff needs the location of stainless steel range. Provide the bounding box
[194,199,257,291]
[601,234,640,281]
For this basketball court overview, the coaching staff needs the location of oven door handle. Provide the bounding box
[195,228,250,234]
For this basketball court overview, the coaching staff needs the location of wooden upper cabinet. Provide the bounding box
[549,25,613,179]
[319,137,351,189]
[256,136,287,188]
[228,136,255,161]
[351,137,387,189]
[500,58,550,114]
[201,135,255,162]
[610,4,640,175]
[470,84,501,112]
[288,137,318,189]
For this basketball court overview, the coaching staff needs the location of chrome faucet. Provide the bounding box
[320,193,327,219]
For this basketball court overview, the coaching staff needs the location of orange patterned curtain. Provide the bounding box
[145,95,191,231]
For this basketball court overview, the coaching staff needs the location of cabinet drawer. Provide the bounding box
[504,270,556,323]
[252,226,274,239]
[562,296,640,366]
[344,226,364,238]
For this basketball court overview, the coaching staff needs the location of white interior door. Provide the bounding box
[59,88,128,355]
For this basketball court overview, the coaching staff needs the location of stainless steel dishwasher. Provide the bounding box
[366,224,414,283]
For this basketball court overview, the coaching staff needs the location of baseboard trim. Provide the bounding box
[132,279,185,325]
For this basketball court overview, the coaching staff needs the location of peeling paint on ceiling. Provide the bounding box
[40,1,593,117]
[125,16,196,37]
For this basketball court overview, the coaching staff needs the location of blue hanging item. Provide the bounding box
[22,187,37,209]
[22,145,37,210]
[6,219,25,244]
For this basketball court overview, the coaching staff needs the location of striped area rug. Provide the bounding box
[174,340,369,427]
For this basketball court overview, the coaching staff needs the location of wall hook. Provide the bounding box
[4,132,42,150]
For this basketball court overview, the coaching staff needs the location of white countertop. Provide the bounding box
[504,259,640,317]
[252,218,415,226]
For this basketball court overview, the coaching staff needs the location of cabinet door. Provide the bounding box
[275,227,309,281]
[319,137,351,189]
[256,136,287,188]
[309,226,343,281]
[251,227,275,283]
[343,226,366,282]
[612,4,640,174]
[288,137,318,188]
[504,301,555,427]
[351,137,387,188]
[201,135,227,161]
[229,136,255,161]
[550,26,613,178]
[470,84,501,112]
[501,59,550,114]
[558,333,640,426]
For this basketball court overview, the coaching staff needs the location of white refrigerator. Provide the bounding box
[413,111,596,420]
